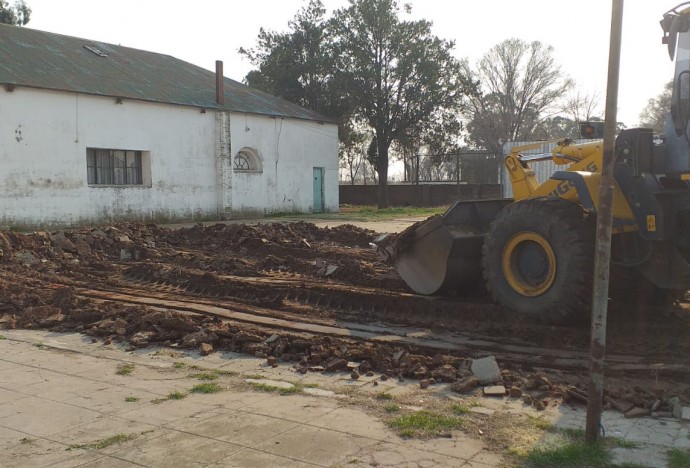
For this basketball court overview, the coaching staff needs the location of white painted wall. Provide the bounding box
[0,87,338,228]
[0,88,217,228]
[229,113,339,215]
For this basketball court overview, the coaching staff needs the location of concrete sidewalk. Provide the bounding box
[0,330,501,467]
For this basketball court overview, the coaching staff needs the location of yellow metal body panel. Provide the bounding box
[505,140,637,229]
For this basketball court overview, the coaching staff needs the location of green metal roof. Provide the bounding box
[0,25,333,122]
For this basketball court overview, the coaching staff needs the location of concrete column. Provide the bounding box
[215,110,232,219]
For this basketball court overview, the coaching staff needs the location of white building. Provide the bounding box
[0,25,338,229]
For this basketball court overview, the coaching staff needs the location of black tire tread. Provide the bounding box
[481,197,594,323]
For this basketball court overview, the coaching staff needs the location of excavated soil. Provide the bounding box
[1,221,690,415]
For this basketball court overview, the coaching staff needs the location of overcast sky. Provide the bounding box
[24,0,675,127]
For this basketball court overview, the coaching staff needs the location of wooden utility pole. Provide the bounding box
[586,0,624,443]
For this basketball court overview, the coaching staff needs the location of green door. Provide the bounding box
[313,167,324,213]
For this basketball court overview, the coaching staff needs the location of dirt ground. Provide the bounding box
[1,220,689,419]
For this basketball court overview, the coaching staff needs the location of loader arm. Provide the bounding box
[505,139,637,229]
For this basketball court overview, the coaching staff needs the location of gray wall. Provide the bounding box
[339,183,502,207]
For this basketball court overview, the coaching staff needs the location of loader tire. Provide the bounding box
[482,198,594,323]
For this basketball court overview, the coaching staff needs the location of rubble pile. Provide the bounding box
[0,220,689,420]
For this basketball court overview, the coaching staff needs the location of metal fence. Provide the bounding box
[397,151,502,185]
[499,140,588,197]
[340,140,590,196]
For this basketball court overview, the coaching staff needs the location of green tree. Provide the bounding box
[639,80,673,133]
[331,0,470,207]
[464,39,572,153]
[241,0,469,207]
[0,0,30,25]
[239,0,346,119]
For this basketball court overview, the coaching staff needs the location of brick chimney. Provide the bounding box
[215,60,224,106]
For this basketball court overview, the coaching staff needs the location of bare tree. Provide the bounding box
[640,80,673,133]
[464,39,573,153]
[561,90,602,123]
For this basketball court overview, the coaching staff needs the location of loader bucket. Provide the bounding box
[381,199,512,295]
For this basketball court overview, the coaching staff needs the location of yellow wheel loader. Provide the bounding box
[380,3,690,322]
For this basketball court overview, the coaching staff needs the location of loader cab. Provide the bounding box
[661,4,690,173]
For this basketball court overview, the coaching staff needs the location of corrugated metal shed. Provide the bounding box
[501,140,589,198]
[0,25,333,122]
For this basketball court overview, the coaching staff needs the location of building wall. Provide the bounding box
[0,87,338,229]
[229,113,339,215]
[0,87,217,228]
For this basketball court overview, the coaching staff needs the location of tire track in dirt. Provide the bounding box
[74,286,690,377]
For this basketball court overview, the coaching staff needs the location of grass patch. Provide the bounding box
[334,205,447,221]
[300,382,319,388]
[115,363,134,376]
[0,335,6,340]
[19,437,35,444]
[33,342,45,349]
[560,427,585,439]
[191,372,218,381]
[189,368,237,380]
[608,437,639,449]
[375,392,394,400]
[124,396,139,403]
[669,449,690,468]
[270,205,448,222]
[388,411,464,438]
[67,433,137,451]
[383,403,401,413]
[523,441,610,467]
[451,403,470,415]
[514,424,641,467]
[528,415,554,431]
[249,382,301,396]
[167,390,187,400]
[172,362,186,369]
[151,398,167,404]
[559,427,637,449]
[242,373,266,380]
[190,382,223,394]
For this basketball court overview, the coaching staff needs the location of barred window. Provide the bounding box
[87,148,143,185]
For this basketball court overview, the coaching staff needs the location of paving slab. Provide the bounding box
[0,396,102,437]
[252,424,377,466]
[238,394,340,424]
[346,440,472,467]
[181,411,301,447]
[208,447,315,467]
[610,446,667,468]
[0,388,25,406]
[50,416,162,455]
[111,430,243,467]
[308,406,389,439]
[117,397,219,428]
[3,436,105,468]
[63,456,146,468]
[7,327,688,467]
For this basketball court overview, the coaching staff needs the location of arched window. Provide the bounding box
[233,147,262,172]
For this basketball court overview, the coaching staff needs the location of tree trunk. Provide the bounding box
[376,141,389,209]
